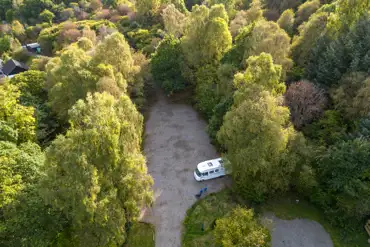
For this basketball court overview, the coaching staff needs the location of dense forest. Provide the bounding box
[0,0,370,246]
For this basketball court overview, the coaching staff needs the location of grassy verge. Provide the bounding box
[125,222,155,247]
[182,190,237,247]
[260,194,369,247]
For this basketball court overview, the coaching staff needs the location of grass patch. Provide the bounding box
[260,194,369,247]
[182,189,237,247]
[125,222,155,247]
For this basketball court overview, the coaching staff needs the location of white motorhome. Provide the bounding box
[194,158,227,181]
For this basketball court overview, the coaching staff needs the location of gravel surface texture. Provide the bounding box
[262,213,334,247]
[141,93,230,247]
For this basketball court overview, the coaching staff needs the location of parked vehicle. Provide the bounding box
[194,158,227,181]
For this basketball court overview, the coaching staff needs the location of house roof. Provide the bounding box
[2,59,28,75]
[0,59,4,76]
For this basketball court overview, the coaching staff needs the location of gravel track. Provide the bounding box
[141,93,230,247]
[262,213,334,247]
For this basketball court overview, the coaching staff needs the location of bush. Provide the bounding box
[194,64,221,120]
[214,207,270,247]
[314,138,370,227]
[303,110,347,145]
[207,96,233,145]
[0,35,11,55]
[150,36,186,95]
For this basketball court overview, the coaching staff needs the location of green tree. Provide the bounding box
[181,5,231,117]
[0,141,43,208]
[217,54,296,201]
[291,12,329,67]
[303,110,346,146]
[226,20,292,75]
[277,9,295,35]
[11,20,26,43]
[0,188,67,247]
[314,138,370,225]
[77,37,94,51]
[0,141,67,247]
[40,9,55,24]
[0,83,35,144]
[230,0,263,37]
[91,32,133,81]
[5,9,15,23]
[136,0,161,16]
[194,64,220,119]
[60,8,75,21]
[181,4,232,73]
[46,46,96,120]
[0,0,12,20]
[327,0,370,35]
[42,92,153,246]
[307,16,370,86]
[264,0,303,15]
[206,0,236,14]
[10,70,60,146]
[47,35,129,120]
[20,0,56,24]
[331,72,369,119]
[207,95,233,145]
[10,70,46,106]
[162,4,187,37]
[218,92,296,201]
[352,78,370,118]
[244,0,263,23]
[294,0,321,29]
[161,0,188,13]
[214,207,270,247]
[92,32,144,100]
[0,35,12,56]
[151,35,186,94]
[349,114,370,140]
[233,53,285,104]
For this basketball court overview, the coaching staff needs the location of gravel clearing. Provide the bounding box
[262,213,334,247]
[141,93,230,247]
[141,92,333,247]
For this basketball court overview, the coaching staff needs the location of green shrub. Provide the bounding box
[214,207,270,247]
[150,36,187,95]
[303,110,347,145]
[207,96,233,145]
[313,138,370,228]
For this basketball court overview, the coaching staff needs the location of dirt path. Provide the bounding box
[262,214,334,247]
[141,93,229,247]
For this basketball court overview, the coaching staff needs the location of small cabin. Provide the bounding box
[1,59,28,78]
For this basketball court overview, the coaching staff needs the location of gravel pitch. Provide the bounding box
[141,93,230,247]
[262,213,334,247]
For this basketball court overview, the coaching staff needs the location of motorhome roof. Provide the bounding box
[197,158,223,172]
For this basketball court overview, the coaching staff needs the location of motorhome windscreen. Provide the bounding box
[195,168,202,177]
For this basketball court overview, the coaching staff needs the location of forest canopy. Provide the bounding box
[1,0,370,246]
